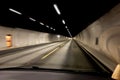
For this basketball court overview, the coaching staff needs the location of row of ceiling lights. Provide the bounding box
[53,4,72,37]
[9,4,72,37]
[9,8,56,31]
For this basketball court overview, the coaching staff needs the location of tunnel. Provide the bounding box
[0,1,120,80]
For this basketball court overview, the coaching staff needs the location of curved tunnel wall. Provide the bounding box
[0,26,66,49]
[75,3,120,71]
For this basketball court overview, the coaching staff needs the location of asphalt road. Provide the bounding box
[0,41,67,68]
[0,39,109,73]
[0,39,112,79]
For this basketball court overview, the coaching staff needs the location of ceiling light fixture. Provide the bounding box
[50,27,53,29]
[9,8,22,15]
[65,26,68,29]
[29,17,36,22]
[57,35,60,38]
[46,25,49,28]
[66,28,72,37]
[62,20,65,24]
[53,4,61,15]
[40,22,44,25]
[53,4,72,37]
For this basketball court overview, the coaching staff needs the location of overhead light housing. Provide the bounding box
[57,35,60,38]
[62,20,65,24]
[9,8,22,15]
[40,22,44,25]
[46,25,49,28]
[50,27,53,29]
[65,26,68,29]
[53,4,61,15]
[66,27,72,37]
[29,17,36,22]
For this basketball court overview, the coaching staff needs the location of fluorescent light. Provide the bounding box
[62,20,65,24]
[40,22,44,25]
[66,27,72,37]
[46,25,49,28]
[68,30,72,37]
[9,8,22,15]
[29,17,36,22]
[50,27,53,29]
[53,4,61,15]
[53,29,56,31]
[65,26,68,28]
[57,35,60,38]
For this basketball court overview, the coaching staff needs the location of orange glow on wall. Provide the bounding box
[5,34,12,47]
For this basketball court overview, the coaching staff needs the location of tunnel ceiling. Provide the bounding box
[0,0,119,37]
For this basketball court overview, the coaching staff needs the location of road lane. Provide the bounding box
[0,41,68,68]
[33,39,96,72]
[0,39,111,79]
[0,39,108,74]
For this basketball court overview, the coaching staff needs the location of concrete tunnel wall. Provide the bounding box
[0,26,66,49]
[75,3,120,71]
